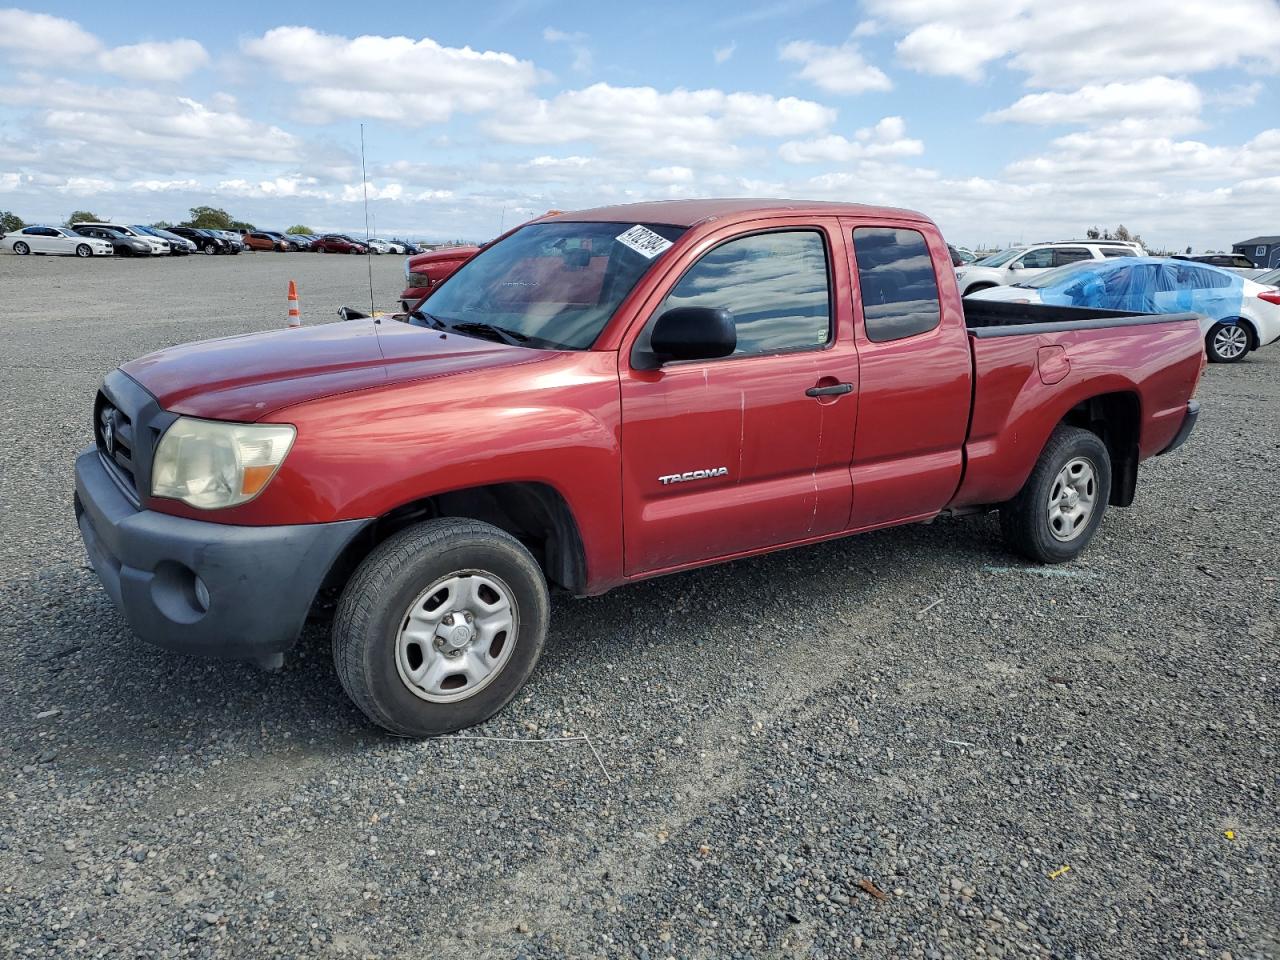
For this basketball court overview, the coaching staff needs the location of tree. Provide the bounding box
[0,210,24,233]
[229,219,255,232]
[1113,224,1132,242]
[286,224,313,235]
[1086,226,1101,240]
[184,206,233,230]
[151,220,173,230]
[1186,246,1192,254]
[67,210,99,224]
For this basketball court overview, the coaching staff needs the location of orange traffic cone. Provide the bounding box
[287,280,301,328]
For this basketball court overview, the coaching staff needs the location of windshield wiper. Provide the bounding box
[444,320,530,347]
[408,309,448,330]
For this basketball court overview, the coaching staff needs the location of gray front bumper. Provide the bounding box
[74,446,369,661]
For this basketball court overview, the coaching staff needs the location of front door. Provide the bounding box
[619,223,858,575]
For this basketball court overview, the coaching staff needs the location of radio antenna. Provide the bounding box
[360,122,375,315]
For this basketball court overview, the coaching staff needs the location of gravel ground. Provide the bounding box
[1,251,1276,959]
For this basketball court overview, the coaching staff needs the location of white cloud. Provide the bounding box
[779,39,892,94]
[543,26,593,73]
[241,26,540,124]
[984,77,1204,133]
[714,42,736,64]
[0,78,300,176]
[0,8,99,60]
[780,115,923,163]
[1005,128,1280,182]
[98,39,210,81]
[868,0,1280,86]
[490,83,835,162]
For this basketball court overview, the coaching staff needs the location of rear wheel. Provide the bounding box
[332,519,550,737]
[1206,321,1250,363]
[12,241,29,255]
[1000,426,1111,563]
[75,244,91,258]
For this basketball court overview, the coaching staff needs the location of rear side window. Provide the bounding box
[1054,247,1092,266]
[1099,247,1131,257]
[657,230,831,356]
[1016,248,1054,269]
[852,227,941,342]
[1175,264,1234,289]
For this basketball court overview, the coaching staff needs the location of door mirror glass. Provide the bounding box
[648,306,736,365]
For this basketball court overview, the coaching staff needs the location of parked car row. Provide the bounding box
[964,252,1280,363]
[2,223,422,258]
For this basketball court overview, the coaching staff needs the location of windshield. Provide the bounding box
[420,221,686,350]
[1017,258,1122,289]
[973,247,1023,267]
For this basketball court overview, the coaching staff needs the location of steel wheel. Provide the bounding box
[1211,323,1248,361]
[1047,456,1097,542]
[395,571,518,704]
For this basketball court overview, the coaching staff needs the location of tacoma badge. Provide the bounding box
[658,467,729,485]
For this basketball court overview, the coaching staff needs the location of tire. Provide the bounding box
[1000,425,1111,564]
[202,243,216,255]
[12,241,29,255]
[332,518,550,737]
[1205,321,1251,363]
[75,244,91,258]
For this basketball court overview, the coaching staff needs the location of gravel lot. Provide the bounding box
[1,251,1276,959]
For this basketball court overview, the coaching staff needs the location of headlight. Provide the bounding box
[152,417,296,509]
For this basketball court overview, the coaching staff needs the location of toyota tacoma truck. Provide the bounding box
[400,244,482,311]
[74,199,1204,737]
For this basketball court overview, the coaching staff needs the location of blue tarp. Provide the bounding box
[1024,256,1245,319]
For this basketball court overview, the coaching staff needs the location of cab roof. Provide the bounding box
[550,198,929,228]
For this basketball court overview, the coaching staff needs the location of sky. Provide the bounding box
[1,0,1278,250]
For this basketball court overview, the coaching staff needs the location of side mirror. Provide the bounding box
[646,306,736,366]
[337,306,370,321]
[1009,261,1023,270]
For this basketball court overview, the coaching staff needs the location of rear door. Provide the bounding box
[843,221,973,529]
[619,220,858,574]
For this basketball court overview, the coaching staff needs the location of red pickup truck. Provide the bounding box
[400,244,481,311]
[75,199,1203,736]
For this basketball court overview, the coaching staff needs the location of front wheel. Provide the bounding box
[332,519,550,737]
[12,241,29,255]
[75,244,91,258]
[1000,426,1111,563]
[1206,321,1250,363]
[202,243,216,255]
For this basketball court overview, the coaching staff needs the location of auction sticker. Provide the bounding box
[616,224,673,259]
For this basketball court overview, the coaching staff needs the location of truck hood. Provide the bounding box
[122,318,537,422]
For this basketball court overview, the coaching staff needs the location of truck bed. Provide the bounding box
[963,298,1201,336]
[951,300,1205,511]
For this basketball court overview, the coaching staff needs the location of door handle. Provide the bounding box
[805,382,853,398]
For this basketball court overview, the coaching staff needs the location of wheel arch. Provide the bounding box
[316,480,589,610]
[1058,390,1141,507]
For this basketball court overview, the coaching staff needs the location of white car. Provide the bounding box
[3,225,114,257]
[75,222,169,256]
[968,257,1280,363]
[956,240,1144,297]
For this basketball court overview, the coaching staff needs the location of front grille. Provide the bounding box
[92,371,174,506]
[96,394,137,496]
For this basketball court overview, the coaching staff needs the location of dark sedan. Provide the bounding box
[168,226,232,255]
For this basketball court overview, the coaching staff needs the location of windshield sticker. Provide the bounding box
[616,224,673,259]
